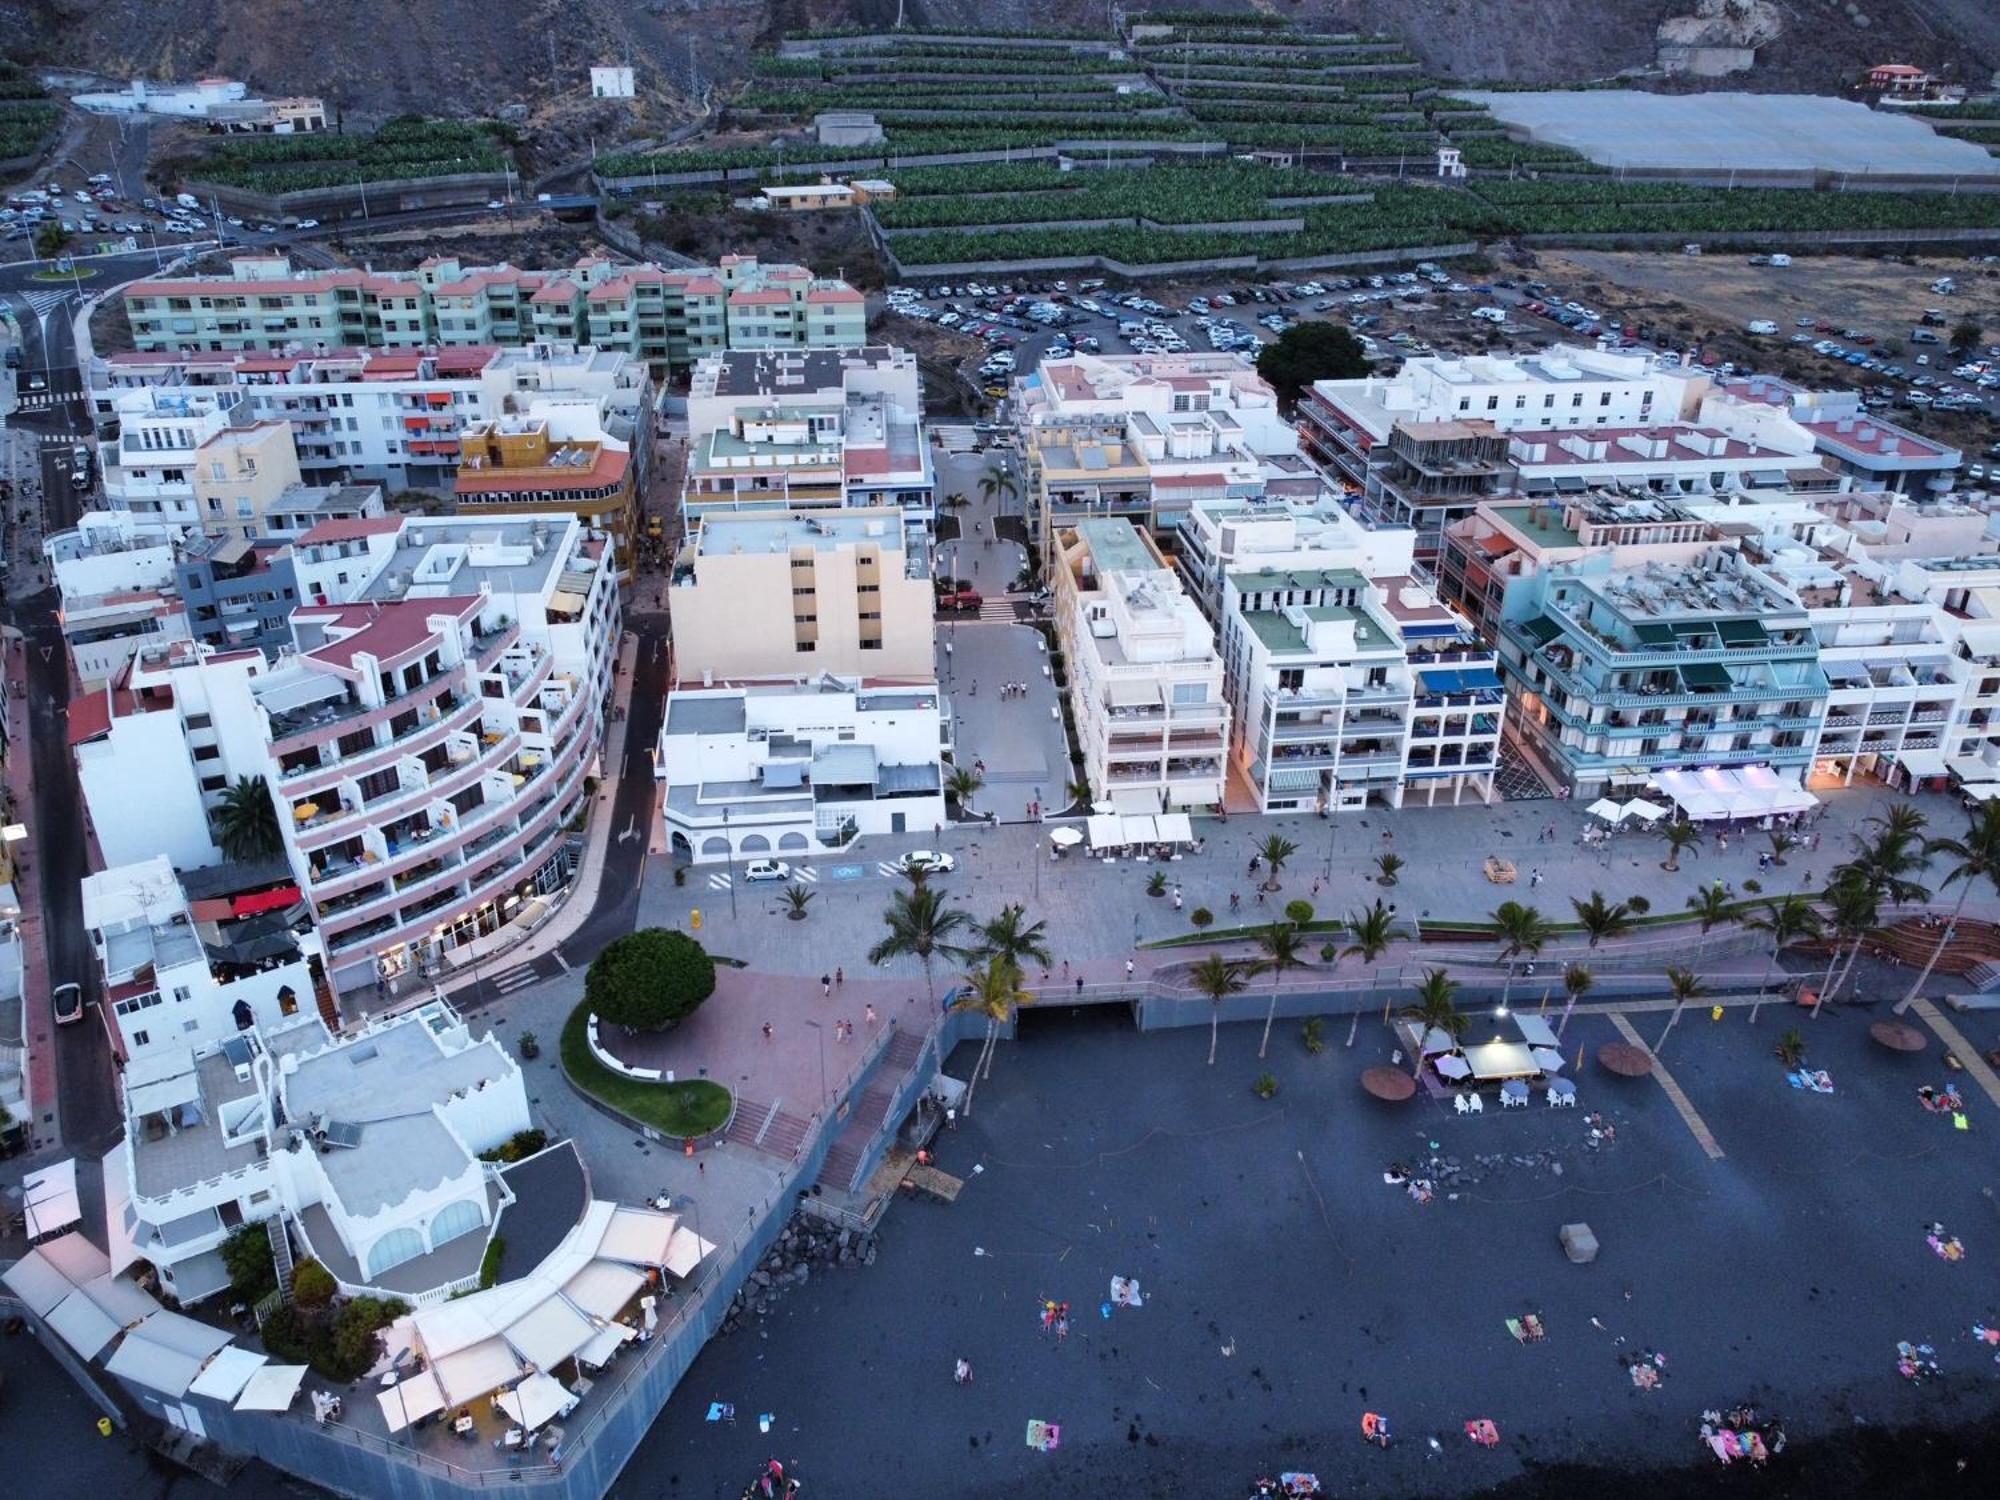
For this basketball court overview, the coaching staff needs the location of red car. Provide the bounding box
[937,589,983,613]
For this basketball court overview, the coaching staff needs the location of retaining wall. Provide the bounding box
[595,139,1230,192]
[180,170,513,222]
[1516,226,2000,251]
[882,213,1308,239]
[780,34,1124,57]
[879,236,1480,280]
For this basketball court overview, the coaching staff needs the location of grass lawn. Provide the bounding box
[559,1000,732,1138]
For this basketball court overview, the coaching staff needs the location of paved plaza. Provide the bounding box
[613,1000,2000,1498]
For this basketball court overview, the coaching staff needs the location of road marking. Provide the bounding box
[707,872,732,891]
[550,949,571,974]
[488,966,540,995]
[1907,997,2000,1111]
[1608,1011,1725,1160]
[792,865,818,883]
[617,815,639,843]
[875,861,906,878]
[827,863,867,881]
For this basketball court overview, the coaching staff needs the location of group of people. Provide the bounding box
[1700,1405,1785,1465]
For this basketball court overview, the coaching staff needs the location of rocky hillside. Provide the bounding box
[1,0,1993,117]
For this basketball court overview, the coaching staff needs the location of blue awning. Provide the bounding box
[1419,667,1502,694]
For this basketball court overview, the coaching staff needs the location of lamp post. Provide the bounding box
[802,1018,828,1111]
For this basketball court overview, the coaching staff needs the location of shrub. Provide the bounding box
[479,1128,549,1164]
[1147,870,1168,897]
[1252,1072,1279,1099]
[1284,899,1314,926]
[1301,1017,1326,1054]
[586,928,717,1030]
[1627,895,1652,915]
[1190,906,1213,928]
[290,1260,337,1309]
[264,1294,409,1382]
[331,1296,407,1380]
[221,1225,278,1304]
[479,1236,507,1290]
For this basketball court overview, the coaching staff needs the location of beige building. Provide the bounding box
[669,509,935,685]
[192,421,304,540]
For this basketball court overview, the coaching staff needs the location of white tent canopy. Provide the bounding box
[575,1321,635,1371]
[376,1368,449,1433]
[662,1226,717,1280]
[1621,797,1669,823]
[1,1247,76,1316]
[188,1345,268,1402]
[38,1232,112,1286]
[1086,814,1125,850]
[434,1336,524,1407]
[235,1364,310,1413]
[1464,1040,1540,1081]
[502,1294,598,1371]
[79,1273,160,1330]
[1515,1015,1559,1049]
[1432,1054,1472,1080]
[44,1288,123,1360]
[1155,811,1195,845]
[1046,825,1084,848]
[1650,767,1815,822]
[594,1206,678,1268]
[104,1312,232,1400]
[496,1371,574,1431]
[564,1261,646,1321]
[1964,782,2000,803]
[1109,787,1158,815]
[1120,813,1160,847]
[22,1159,81,1239]
[1585,798,1626,823]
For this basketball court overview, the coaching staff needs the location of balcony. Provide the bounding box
[269,664,467,760]
[281,687,483,793]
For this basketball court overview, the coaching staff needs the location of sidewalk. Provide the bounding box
[2,629,58,1156]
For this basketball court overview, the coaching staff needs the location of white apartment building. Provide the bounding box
[111,1000,529,1305]
[1883,555,2000,789]
[682,346,935,530]
[70,514,620,994]
[98,388,239,536]
[657,681,948,862]
[1052,518,1229,813]
[1181,498,1502,812]
[668,509,937,685]
[45,511,190,686]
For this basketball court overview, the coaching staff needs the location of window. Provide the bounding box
[428,1197,485,1249]
[131,1029,150,1048]
[1486,395,1499,411]
[365,1227,426,1278]
[173,986,192,1004]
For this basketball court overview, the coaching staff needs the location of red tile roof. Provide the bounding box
[299,598,481,673]
[299,516,403,546]
[729,289,793,306]
[806,286,864,305]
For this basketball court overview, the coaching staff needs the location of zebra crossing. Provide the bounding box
[14,289,74,319]
[11,389,81,412]
[933,424,981,454]
[486,963,542,996]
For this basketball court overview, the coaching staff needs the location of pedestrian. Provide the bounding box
[1062,958,1071,977]
[970,679,977,697]
[762,1022,773,1042]
[698,1159,705,1177]
[865,1003,877,1025]
[1125,958,1135,979]
[1230,891,1241,912]
[1530,869,1542,888]
[1076,976,1085,994]
[1256,887,1266,904]
[1172,891,1183,911]
[954,1358,973,1385]
[821,973,831,997]
[1311,876,1322,897]
[835,966,844,986]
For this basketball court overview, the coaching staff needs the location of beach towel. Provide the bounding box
[1025,1419,1062,1452]
[705,1403,734,1424]
[1110,1275,1144,1308]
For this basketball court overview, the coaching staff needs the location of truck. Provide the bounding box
[1746,320,1779,336]
[175,192,201,211]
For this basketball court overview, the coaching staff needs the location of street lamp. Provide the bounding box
[802,1018,828,1111]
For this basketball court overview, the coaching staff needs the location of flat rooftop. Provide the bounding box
[1075,517,1161,576]
[1462,89,2000,178]
[356,519,579,603]
[1489,504,1584,550]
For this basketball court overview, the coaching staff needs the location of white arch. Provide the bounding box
[366,1226,425,1278]
[427,1196,486,1250]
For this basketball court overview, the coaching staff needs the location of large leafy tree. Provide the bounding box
[869,883,975,1004]
[216,776,283,860]
[586,928,716,1030]
[1256,321,1372,410]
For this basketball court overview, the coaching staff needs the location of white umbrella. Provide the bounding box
[1622,797,1668,823]
[1530,1046,1565,1073]
[1585,798,1625,824]
[1047,826,1084,848]
[1433,1053,1472,1080]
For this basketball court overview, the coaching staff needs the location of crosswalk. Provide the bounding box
[486,964,542,996]
[10,390,81,411]
[15,289,74,319]
[933,424,981,453]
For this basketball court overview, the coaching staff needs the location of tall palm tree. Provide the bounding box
[949,956,1032,1114]
[970,902,1053,976]
[1683,884,1735,962]
[1897,802,2000,1015]
[1190,952,1249,1066]
[977,462,1019,511]
[1255,833,1298,892]
[215,776,283,861]
[868,884,975,1005]
[1838,805,1933,909]
[1742,894,1823,1025]
[1658,818,1702,872]
[1559,963,1593,1036]
[1251,921,1308,1059]
[1653,964,1705,1052]
[1815,871,1879,1016]
[1570,890,1634,949]
[1491,900,1550,1006]
[1400,968,1465,1076]
[1064,775,1093,807]
[945,765,984,815]
[1340,899,1397,968]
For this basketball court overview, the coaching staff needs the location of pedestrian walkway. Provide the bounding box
[1906,997,2000,1111]
[1609,1010,1726,1160]
[2,631,58,1155]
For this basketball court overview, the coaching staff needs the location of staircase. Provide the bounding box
[817,1085,895,1192]
[1800,915,2000,975]
[1965,959,2000,994]
[885,1027,928,1072]
[266,1214,295,1304]
[725,1097,813,1161]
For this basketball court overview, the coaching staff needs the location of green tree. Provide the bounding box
[1400,968,1465,1076]
[1658,818,1702,872]
[1897,801,2000,1014]
[945,765,984,815]
[1251,920,1309,1060]
[1561,963,1593,1030]
[1684,884,1735,961]
[781,883,814,920]
[950,956,1032,1114]
[1189,952,1250,1066]
[1491,900,1551,1006]
[221,1224,277,1303]
[1255,832,1298,892]
[977,462,1020,510]
[969,902,1053,975]
[34,221,69,259]
[1950,317,1983,356]
[1816,870,1880,1016]
[1742,894,1822,1025]
[869,882,974,1004]
[1340,898,1398,968]
[1653,964,1705,1053]
[1570,890,1634,948]
[1256,321,1372,410]
[215,776,283,860]
[585,928,716,1030]
[290,1259,336,1308]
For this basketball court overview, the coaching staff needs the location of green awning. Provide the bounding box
[1716,618,1769,647]
[1680,663,1732,690]
[1517,614,1562,647]
[1633,622,1675,647]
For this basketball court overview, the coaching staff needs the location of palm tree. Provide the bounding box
[1340,899,1397,968]
[977,462,1019,511]
[1190,952,1249,1065]
[1064,775,1093,807]
[1896,802,2000,1016]
[1560,963,1593,1036]
[970,902,1053,975]
[1570,890,1634,948]
[1491,900,1550,1006]
[1815,871,1879,1016]
[1658,818,1702,872]
[945,765,984,815]
[868,884,975,1005]
[949,956,1032,1114]
[1765,829,1799,867]
[1838,805,1933,908]
[215,776,282,860]
[1741,894,1823,1025]
[781,883,814,921]
[1400,968,1465,1076]
[1683,885,1735,962]
[1255,833,1298,892]
[1653,964,1705,1052]
[1251,921,1308,1059]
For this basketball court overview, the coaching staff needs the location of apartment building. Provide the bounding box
[1718,374,1963,492]
[119,252,865,365]
[658,681,948,862]
[1052,518,1230,813]
[44,512,190,686]
[1494,554,1827,800]
[1878,555,2000,790]
[453,414,638,562]
[111,999,529,1305]
[70,514,620,994]
[190,420,302,539]
[98,388,239,536]
[175,534,301,658]
[682,346,934,530]
[669,509,935,684]
[1180,499,1501,812]
[93,343,650,499]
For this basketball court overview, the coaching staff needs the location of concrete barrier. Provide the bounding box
[179,169,513,223]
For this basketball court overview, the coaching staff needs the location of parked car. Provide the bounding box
[897,851,957,876]
[52,982,83,1026]
[743,860,793,883]
[937,589,983,613]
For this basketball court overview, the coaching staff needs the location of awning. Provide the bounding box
[1530,1047,1566,1073]
[549,589,589,615]
[1515,1015,1559,1048]
[594,1206,679,1268]
[376,1368,449,1433]
[1047,825,1084,848]
[136,1308,234,1360]
[1418,667,1502,695]
[1679,662,1732,691]
[1417,1025,1459,1056]
[1121,814,1160,846]
[1585,797,1625,823]
[104,1313,232,1399]
[234,1364,310,1413]
[167,1245,232,1304]
[1464,1040,1540,1081]
[1110,787,1158,815]
[1651,767,1816,821]
[575,1321,635,1370]
[1715,619,1768,646]
[44,1288,123,1360]
[496,1370,573,1432]
[1894,747,1948,778]
[1517,615,1562,648]
[1621,797,1669,823]
[1965,782,2000,803]
[1432,1053,1472,1080]
[1086,814,1125,850]
[1155,812,1194,845]
[563,1261,647,1322]
[230,884,301,917]
[502,1295,598,1371]
[662,1226,716,1279]
[1633,622,1675,648]
[434,1336,524,1406]
[22,1160,82,1239]
[2,1248,77,1316]
[188,1345,268,1402]
[79,1273,162,1329]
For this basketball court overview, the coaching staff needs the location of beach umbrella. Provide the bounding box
[1362,1066,1416,1102]
[1597,1042,1652,1077]
[1868,1019,1928,1053]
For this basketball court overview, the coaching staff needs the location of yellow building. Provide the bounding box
[192,421,305,540]
[453,417,637,563]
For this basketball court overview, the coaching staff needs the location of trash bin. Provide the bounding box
[1559,1222,1599,1264]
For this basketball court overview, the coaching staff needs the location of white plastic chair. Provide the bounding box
[1453,1094,1470,1115]
[1467,1093,1484,1115]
